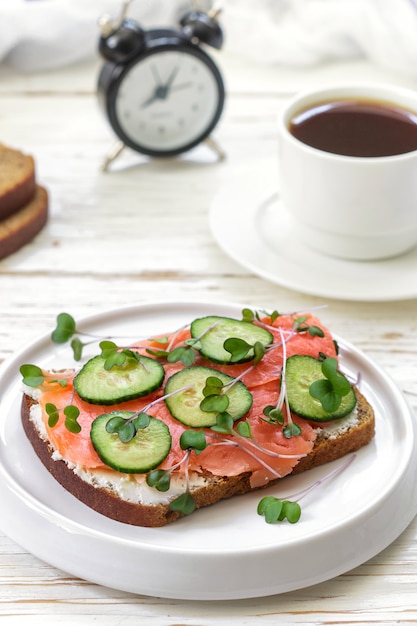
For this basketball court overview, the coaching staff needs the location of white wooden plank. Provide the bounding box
[1,51,417,623]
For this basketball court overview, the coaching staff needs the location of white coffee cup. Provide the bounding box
[278,83,417,260]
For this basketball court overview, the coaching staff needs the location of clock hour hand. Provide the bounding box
[140,65,181,108]
[140,91,160,108]
[140,83,171,108]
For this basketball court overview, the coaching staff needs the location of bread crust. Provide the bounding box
[0,186,48,260]
[0,144,36,219]
[21,388,375,527]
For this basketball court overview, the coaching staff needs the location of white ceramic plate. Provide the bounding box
[210,159,417,301]
[0,301,416,600]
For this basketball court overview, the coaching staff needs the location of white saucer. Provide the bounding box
[210,161,417,301]
[0,301,417,599]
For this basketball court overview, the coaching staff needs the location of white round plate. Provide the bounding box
[210,160,417,301]
[0,301,416,600]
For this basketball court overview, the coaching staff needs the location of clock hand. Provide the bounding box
[151,63,163,87]
[163,65,179,91]
[140,83,170,108]
[141,93,158,108]
[170,82,193,92]
[140,65,182,108]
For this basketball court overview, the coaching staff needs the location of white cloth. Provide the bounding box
[0,0,191,71]
[224,0,417,77]
[1,0,417,77]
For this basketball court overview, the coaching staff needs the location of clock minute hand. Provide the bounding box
[163,65,180,93]
[170,82,193,92]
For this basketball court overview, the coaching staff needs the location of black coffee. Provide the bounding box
[289,99,417,157]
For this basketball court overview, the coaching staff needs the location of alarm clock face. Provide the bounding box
[109,45,224,156]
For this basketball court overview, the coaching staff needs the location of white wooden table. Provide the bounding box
[1,48,417,625]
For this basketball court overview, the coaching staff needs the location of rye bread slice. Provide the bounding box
[0,185,48,260]
[0,144,36,219]
[21,388,375,528]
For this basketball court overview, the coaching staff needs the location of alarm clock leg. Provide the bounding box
[204,136,226,161]
[101,140,126,172]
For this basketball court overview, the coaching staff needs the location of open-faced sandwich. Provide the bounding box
[20,308,375,527]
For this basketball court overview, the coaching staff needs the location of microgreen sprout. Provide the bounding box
[146,452,191,493]
[167,338,201,366]
[210,411,234,434]
[45,402,81,433]
[169,491,196,515]
[242,308,280,325]
[283,423,302,438]
[180,429,208,453]
[105,412,150,443]
[309,357,352,412]
[199,374,248,433]
[146,469,172,492]
[51,312,94,361]
[201,375,230,413]
[99,340,152,372]
[20,364,46,388]
[20,363,71,389]
[257,497,301,524]
[62,405,81,433]
[44,402,59,427]
[257,453,356,524]
[51,312,76,344]
[223,337,266,365]
[292,315,325,338]
[262,405,285,425]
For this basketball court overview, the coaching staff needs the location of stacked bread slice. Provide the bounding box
[0,143,48,260]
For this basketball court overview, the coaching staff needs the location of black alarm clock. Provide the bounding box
[97,0,226,169]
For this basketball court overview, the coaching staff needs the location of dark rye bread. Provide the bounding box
[21,388,375,528]
[0,186,48,260]
[0,144,36,219]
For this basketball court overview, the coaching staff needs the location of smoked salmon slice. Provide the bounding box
[37,314,337,481]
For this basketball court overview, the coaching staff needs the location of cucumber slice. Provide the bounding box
[74,354,164,405]
[285,355,357,421]
[90,411,171,473]
[164,365,253,427]
[190,315,273,364]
